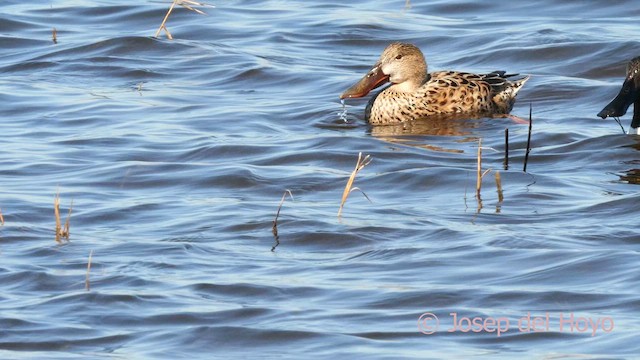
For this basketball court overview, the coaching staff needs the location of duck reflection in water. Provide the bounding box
[366,114,484,153]
[617,140,640,185]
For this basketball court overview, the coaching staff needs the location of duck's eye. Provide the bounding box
[395,54,403,60]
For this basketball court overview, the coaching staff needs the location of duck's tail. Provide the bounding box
[491,73,530,114]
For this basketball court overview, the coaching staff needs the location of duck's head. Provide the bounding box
[597,57,640,128]
[340,42,428,99]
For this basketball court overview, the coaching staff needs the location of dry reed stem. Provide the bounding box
[178,0,209,14]
[338,152,372,217]
[272,189,293,237]
[0,208,4,226]
[495,171,504,203]
[161,24,173,40]
[52,28,57,44]
[155,0,212,39]
[54,192,72,243]
[85,250,93,291]
[476,139,493,199]
[155,1,177,38]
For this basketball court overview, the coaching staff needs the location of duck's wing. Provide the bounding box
[481,71,528,88]
[480,71,530,113]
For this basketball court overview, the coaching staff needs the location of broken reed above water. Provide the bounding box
[523,103,533,172]
[504,128,509,169]
[54,192,72,243]
[474,138,508,212]
[155,0,213,40]
[338,152,372,217]
[269,152,372,246]
[272,189,293,237]
[475,138,493,199]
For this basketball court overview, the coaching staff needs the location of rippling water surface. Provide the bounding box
[2,1,640,358]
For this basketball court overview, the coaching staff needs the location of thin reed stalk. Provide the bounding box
[272,189,293,237]
[0,207,4,226]
[155,0,213,39]
[476,139,482,197]
[52,28,57,44]
[155,1,177,39]
[504,128,509,169]
[338,152,372,217]
[476,139,492,199]
[85,250,93,291]
[523,103,533,172]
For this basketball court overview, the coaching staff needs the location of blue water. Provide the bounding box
[1,1,640,358]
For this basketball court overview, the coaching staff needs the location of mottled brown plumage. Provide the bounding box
[340,43,530,125]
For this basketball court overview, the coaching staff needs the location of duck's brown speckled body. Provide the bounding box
[340,43,530,125]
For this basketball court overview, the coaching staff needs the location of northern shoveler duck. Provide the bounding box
[598,57,640,134]
[340,42,530,125]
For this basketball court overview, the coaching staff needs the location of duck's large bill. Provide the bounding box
[597,74,639,121]
[340,63,390,99]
